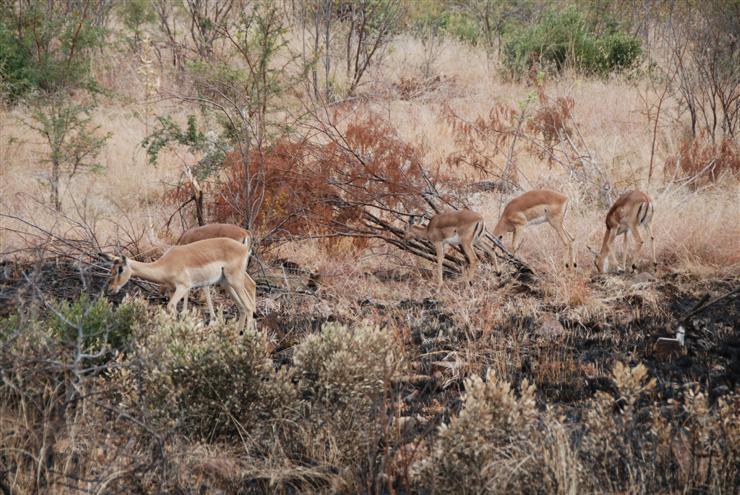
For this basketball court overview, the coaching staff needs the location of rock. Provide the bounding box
[393,414,429,436]
[631,271,657,288]
[537,315,565,338]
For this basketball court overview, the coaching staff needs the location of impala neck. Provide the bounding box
[127,259,170,285]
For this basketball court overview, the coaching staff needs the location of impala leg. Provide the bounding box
[549,218,575,268]
[168,286,189,317]
[644,224,657,268]
[461,239,477,285]
[203,286,216,324]
[434,242,445,289]
[608,232,618,272]
[225,272,256,332]
[224,281,248,331]
[243,274,257,331]
[182,290,188,313]
[621,232,630,272]
[628,223,645,272]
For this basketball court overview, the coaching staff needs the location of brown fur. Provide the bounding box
[492,189,575,268]
[404,209,490,288]
[175,223,253,321]
[105,238,256,331]
[178,223,251,247]
[595,190,656,273]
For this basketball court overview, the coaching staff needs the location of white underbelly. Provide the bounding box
[190,263,225,288]
[527,215,548,226]
[444,233,461,246]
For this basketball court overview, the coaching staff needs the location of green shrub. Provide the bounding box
[414,369,551,493]
[48,294,146,353]
[293,323,405,484]
[503,7,641,78]
[0,20,37,100]
[0,3,105,102]
[129,313,297,442]
[410,7,480,44]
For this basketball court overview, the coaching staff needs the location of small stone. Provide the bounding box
[537,315,565,338]
[631,271,657,288]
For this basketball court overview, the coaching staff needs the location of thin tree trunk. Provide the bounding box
[51,159,61,211]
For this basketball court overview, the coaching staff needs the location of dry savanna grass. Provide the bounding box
[1,6,739,495]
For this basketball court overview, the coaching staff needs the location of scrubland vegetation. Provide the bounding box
[1,1,738,493]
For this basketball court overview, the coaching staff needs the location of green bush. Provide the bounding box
[293,323,405,484]
[410,7,481,45]
[0,4,105,102]
[48,295,146,353]
[503,7,641,78]
[0,20,37,100]
[129,313,297,441]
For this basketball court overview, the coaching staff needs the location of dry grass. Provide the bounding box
[1,22,739,495]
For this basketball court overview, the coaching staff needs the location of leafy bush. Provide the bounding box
[0,4,105,101]
[48,294,146,353]
[293,323,405,485]
[410,8,481,45]
[127,312,297,442]
[414,369,574,493]
[503,7,641,78]
[0,20,37,100]
[579,362,740,492]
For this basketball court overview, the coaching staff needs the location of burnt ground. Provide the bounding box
[1,256,738,430]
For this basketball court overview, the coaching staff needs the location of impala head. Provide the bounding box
[102,254,133,294]
[403,215,424,240]
[587,246,608,273]
[491,219,506,241]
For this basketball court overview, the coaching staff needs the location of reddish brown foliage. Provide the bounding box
[665,136,740,185]
[443,102,519,179]
[210,114,427,247]
[527,95,574,166]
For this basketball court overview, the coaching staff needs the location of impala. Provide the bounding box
[177,223,253,319]
[492,189,575,269]
[103,237,256,331]
[591,190,656,273]
[404,209,489,288]
[177,223,251,246]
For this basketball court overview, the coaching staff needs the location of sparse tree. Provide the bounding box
[664,0,739,141]
[146,0,292,230]
[1,0,112,211]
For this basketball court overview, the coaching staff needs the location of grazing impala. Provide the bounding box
[492,189,575,268]
[103,237,256,331]
[177,223,251,246]
[592,190,656,273]
[404,209,489,288]
[177,223,253,319]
